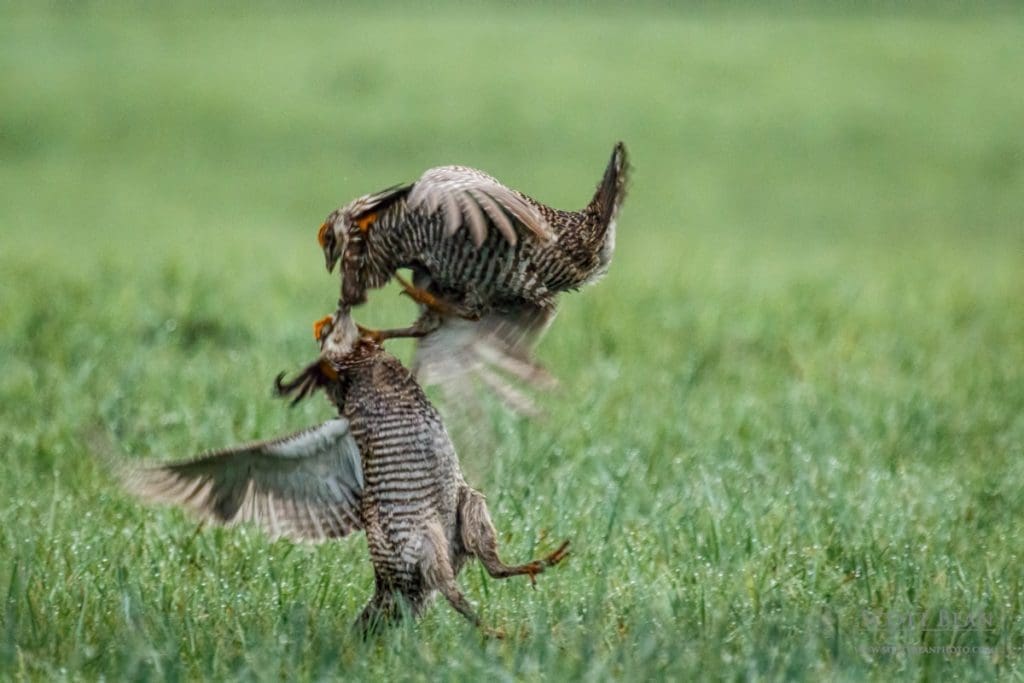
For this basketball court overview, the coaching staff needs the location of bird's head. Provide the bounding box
[318,308,362,355]
[317,209,346,274]
[318,194,381,275]
[276,309,380,406]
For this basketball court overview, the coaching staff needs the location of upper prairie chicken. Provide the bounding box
[126,311,569,633]
[315,143,629,413]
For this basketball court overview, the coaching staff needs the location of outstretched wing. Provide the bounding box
[412,302,559,418]
[126,419,364,542]
[406,166,554,247]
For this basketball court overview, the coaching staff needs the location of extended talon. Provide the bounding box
[544,540,571,567]
[525,561,544,588]
[394,273,447,311]
[529,539,572,585]
[312,315,334,341]
[482,626,507,640]
[394,273,479,320]
[354,315,442,344]
[522,539,571,588]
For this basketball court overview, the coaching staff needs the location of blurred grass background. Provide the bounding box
[2,3,1023,680]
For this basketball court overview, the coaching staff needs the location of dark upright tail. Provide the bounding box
[579,142,628,277]
[587,141,629,225]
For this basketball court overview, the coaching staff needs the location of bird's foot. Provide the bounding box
[356,310,444,343]
[394,273,480,320]
[356,323,430,343]
[481,626,507,640]
[523,539,571,587]
[544,539,571,566]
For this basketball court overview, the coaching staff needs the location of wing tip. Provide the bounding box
[121,463,217,518]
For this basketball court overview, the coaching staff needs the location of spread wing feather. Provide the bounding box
[126,419,364,542]
[470,188,518,245]
[406,166,554,246]
[412,302,559,418]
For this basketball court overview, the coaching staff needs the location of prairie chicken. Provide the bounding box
[316,142,629,412]
[126,312,569,633]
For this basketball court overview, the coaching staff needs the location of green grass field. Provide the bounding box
[3,3,1024,680]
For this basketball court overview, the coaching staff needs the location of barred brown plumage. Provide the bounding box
[126,311,569,634]
[318,142,629,414]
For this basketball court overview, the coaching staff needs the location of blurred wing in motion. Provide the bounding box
[126,419,364,542]
[412,302,559,418]
[407,166,555,247]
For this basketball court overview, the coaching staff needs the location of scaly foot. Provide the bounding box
[481,626,507,640]
[523,539,571,587]
[356,311,444,343]
[394,273,480,320]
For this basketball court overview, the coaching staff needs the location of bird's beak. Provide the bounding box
[319,222,340,273]
[325,250,339,273]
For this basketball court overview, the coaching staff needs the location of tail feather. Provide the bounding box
[575,141,628,282]
[274,361,331,406]
[587,141,629,225]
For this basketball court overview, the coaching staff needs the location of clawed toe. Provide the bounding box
[523,561,544,588]
[520,540,571,588]
[394,273,478,320]
[482,626,507,640]
[544,539,571,567]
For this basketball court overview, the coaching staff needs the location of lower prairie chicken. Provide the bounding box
[126,312,569,633]
[315,142,629,414]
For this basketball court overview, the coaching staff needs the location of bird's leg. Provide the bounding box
[356,311,444,343]
[419,522,492,631]
[353,589,401,637]
[356,323,428,343]
[458,487,570,587]
[394,273,480,321]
